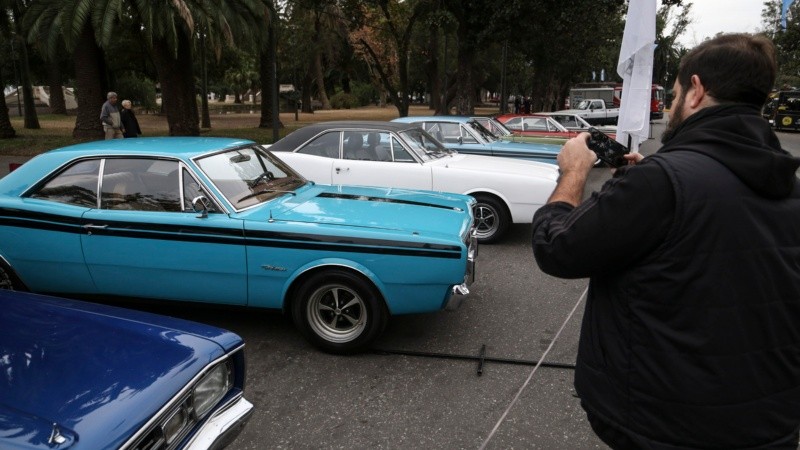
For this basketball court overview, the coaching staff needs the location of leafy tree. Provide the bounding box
[345,0,430,117]
[26,0,269,137]
[654,2,693,90]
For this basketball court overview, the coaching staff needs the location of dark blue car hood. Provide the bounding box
[0,291,242,450]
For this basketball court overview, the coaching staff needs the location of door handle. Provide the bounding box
[82,224,108,235]
[335,167,349,174]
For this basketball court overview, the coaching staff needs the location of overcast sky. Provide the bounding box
[667,0,766,47]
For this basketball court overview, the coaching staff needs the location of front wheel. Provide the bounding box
[472,194,510,244]
[291,269,388,354]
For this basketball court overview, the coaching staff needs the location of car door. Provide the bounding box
[330,131,433,190]
[80,158,247,304]
[8,159,100,293]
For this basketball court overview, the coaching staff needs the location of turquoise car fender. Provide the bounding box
[280,257,393,313]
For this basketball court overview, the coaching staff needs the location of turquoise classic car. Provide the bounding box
[0,137,477,353]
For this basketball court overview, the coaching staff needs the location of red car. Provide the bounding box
[494,114,579,139]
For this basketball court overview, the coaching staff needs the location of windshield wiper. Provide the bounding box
[237,188,297,204]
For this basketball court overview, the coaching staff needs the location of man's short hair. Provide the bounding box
[677,33,776,107]
[107,91,118,99]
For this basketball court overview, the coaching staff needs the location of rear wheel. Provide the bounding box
[472,194,510,244]
[291,269,387,354]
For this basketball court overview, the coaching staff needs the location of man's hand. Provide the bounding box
[622,152,644,165]
[558,132,599,174]
[545,133,597,207]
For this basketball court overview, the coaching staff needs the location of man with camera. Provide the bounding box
[532,34,800,449]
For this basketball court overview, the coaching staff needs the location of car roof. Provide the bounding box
[269,121,421,152]
[44,137,256,159]
[393,116,472,124]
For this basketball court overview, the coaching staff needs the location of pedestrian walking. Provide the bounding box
[100,92,123,140]
[120,100,142,138]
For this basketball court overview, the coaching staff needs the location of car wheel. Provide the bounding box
[0,262,25,291]
[472,194,510,244]
[291,269,387,354]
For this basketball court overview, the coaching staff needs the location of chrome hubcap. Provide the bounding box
[474,204,498,238]
[306,284,366,343]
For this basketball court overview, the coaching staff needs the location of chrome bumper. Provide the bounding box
[185,396,254,450]
[445,229,478,311]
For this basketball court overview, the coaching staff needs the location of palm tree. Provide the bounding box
[7,0,39,129]
[27,0,270,137]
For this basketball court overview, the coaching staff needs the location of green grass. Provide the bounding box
[0,104,502,157]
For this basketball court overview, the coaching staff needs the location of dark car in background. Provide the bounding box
[0,289,252,450]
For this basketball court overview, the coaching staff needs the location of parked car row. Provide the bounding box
[0,116,562,449]
[267,121,559,243]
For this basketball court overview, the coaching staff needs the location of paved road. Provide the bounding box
[2,122,799,449]
[141,123,799,449]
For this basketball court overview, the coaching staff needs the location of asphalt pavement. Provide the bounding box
[3,121,799,449]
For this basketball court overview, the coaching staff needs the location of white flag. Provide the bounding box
[616,0,656,153]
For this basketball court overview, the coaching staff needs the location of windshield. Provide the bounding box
[194,145,306,209]
[473,117,512,137]
[399,128,453,161]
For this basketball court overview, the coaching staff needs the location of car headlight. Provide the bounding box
[162,402,190,446]
[193,360,233,419]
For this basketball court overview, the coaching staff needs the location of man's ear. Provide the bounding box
[686,75,707,109]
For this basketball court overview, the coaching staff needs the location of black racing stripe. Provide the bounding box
[0,207,85,225]
[316,192,460,211]
[0,212,463,259]
[245,229,462,253]
[0,216,82,234]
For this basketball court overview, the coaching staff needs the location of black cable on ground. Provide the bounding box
[370,347,576,374]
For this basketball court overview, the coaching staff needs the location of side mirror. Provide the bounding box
[457,136,463,145]
[192,195,210,218]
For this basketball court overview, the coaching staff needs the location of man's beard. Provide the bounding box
[661,94,686,144]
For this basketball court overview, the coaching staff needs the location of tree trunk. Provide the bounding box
[427,29,440,112]
[151,33,199,136]
[11,7,39,130]
[47,62,67,114]
[301,71,314,113]
[200,32,211,129]
[453,47,475,115]
[313,51,330,110]
[72,25,105,139]
[258,38,283,130]
[0,67,16,139]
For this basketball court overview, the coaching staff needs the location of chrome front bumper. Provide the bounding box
[185,396,254,450]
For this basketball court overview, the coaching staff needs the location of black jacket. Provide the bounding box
[532,104,800,448]
[120,108,141,138]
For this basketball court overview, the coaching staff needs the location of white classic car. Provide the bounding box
[267,121,559,243]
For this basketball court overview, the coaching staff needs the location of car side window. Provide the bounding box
[101,158,181,212]
[298,132,341,158]
[342,132,367,160]
[30,159,100,207]
[523,118,547,131]
[435,123,461,143]
[182,168,221,213]
[459,125,478,143]
[390,137,415,162]
[504,118,522,131]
